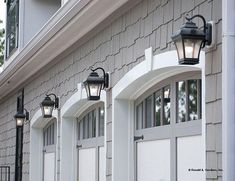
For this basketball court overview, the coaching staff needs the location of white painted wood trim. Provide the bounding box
[222,0,235,180]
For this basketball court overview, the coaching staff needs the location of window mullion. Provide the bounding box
[143,101,146,129]
[95,146,99,181]
[151,94,154,127]
[80,119,83,140]
[197,80,201,119]
[96,108,99,138]
[171,83,176,125]
[90,113,93,138]
[77,119,80,140]
[161,88,164,126]
[186,80,189,122]
[15,18,19,48]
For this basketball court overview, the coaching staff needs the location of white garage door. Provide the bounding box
[99,146,105,181]
[43,153,55,181]
[177,135,204,181]
[137,139,170,181]
[78,148,96,181]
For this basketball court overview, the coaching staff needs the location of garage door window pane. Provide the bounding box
[43,122,56,146]
[136,103,143,130]
[188,80,198,121]
[88,112,93,138]
[145,96,152,128]
[99,107,104,136]
[163,86,171,125]
[83,116,88,139]
[154,91,161,127]
[177,81,186,122]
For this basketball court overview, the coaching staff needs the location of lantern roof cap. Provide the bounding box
[171,20,205,40]
[14,112,26,119]
[84,71,104,84]
[40,96,55,107]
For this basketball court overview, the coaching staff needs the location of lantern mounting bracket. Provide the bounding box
[24,108,29,121]
[91,67,109,89]
[185,14,212,48]
[46,93,59,109]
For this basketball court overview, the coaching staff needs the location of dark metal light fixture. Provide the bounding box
[171,14,213,65]
[83,67,109,100]
[40,94,59,118]
[14,109,29,127]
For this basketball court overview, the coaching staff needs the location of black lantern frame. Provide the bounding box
[83,67,109,100]
[40,93,59,118]
[171,14,212,65]
[14,109,29,127]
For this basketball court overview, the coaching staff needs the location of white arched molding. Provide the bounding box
[29,109,58,181]
[60,83,107,181]
[112,48,206,181]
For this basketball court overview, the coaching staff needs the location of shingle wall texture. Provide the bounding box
[0,0,222,181]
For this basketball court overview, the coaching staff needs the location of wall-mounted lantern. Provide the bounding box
[14,109,29,127]
[40,94,59,118]
[83,67,109,100]
[171,14,213,65]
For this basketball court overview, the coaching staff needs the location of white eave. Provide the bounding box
[0,0,128,101]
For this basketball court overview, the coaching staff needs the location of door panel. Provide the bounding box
[99,146,105,181]
[78,148,96,181]
[43,153,55,181]
[137,139,170,181]
[177,135,204,181]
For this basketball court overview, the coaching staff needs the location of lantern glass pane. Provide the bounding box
[193,39,203,58]
[183,39,203,59]
[16,118,24,126]
[163,86,171,125]
[84,83,90,98]
[43,106,54,117]
[89,84,102,97]
[175,39,184,60]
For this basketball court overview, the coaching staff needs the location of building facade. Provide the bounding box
[0,0,233,181]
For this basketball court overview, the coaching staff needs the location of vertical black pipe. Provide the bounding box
[15,89,24,181]
[1,167,3,180]
[8,167,10,181]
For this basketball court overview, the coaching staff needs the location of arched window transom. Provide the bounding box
[135,72,201,130]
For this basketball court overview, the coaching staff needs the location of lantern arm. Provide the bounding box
[186,14,206,34]
[91,67,109,88]
[46,93,59,109]
[24,108,29,121]
[185,14,212,48]
[91,67,105,78]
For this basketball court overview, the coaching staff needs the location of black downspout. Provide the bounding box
[15,89,24,181]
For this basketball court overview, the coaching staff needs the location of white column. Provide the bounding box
[222,0,235,180]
